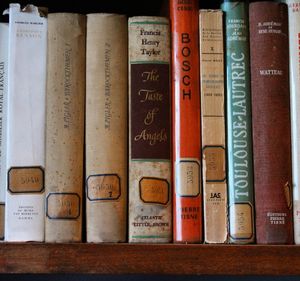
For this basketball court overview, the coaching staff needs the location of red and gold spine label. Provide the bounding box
[170,0,202,243]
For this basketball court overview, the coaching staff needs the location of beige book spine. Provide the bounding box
[85,14,127,242]
[128,16,172,243]
[45,13,86,242]
[199,10,228,243]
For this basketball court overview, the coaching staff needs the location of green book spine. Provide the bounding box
[221,1,255,243]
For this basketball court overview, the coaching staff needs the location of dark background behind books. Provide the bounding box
[0,0,297,280]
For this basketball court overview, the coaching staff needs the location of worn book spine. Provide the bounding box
[86,13,127,242]
[128,16,172,243]
[249,1,293,244]
[45,13,86,242]
[170,0,202,243]
[0,23,8,241]
[284,0,300,244]
[5,4,47,242]
[199,10,228,244]
[221,0,255,244]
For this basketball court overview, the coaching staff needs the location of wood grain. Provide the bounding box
[0,244,300,275]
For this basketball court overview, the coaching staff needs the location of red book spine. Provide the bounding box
[170,0,202,243]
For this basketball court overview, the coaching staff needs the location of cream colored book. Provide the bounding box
[45,13,86,242]
[5,4,47,242]
[0,23,8,240]
[199,10,228,243]
[86,13,127,242]
[284,0,300,244]
[128,16,172,243]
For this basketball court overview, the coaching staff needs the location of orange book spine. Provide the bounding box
[170,0,202,243]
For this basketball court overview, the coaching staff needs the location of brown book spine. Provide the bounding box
[45,13,86,242]
[249,1,293,244]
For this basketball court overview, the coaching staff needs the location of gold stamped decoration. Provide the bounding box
[87,174,121,201]
[139,177,169,205]
[176,160,200,197]
[230,203,253,239]
[203,146,226,182]
[8,167,44,193]
[47,193,80,219]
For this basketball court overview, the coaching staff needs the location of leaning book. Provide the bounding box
[284,0,300,244]
[0,23,8,241]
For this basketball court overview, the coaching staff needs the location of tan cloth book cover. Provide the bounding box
[199,10,228,243]
[45,13,86,242]
[85,13,128,242]
[128,16,172,243]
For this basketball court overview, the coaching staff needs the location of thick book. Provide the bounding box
[221,0,255,244]
[86,13,127,242]
[128,16,172,243]
[170,0,202,243]
[249,1,293,244]
[45,13,86,242]
[284,0,300,244]
[0,23,8,240]
[5,4,47,242]
[199,10,228,244]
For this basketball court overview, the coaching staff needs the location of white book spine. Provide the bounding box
[5,4,47,241]
[285,0,300,244]
[0,23,8,240]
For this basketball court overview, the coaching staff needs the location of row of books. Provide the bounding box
[0,0,297,244]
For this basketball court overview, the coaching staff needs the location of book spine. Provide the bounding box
[199,10,228,244]
[249,2,293,244]
[170,0,202,243]
[5,4,47,242]
[284,0,300,244]
[221,1,255,244]
[128,16,172,243]
[45,13,86,242]
[86,14,127,242]
[0,23,8,241]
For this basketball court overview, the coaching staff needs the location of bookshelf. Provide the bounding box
[0,243,300,275]
[0,0,299,276]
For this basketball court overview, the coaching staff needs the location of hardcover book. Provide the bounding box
[5,4,47,241]
[0,23,8,240]
[170,0,202,243]
[221,0,255,244]
[45,13,86,242]
[128,16,172,243]
[284,0,300,244]
[86,13,127,242]
[199,9,228,244]
[249,1,293,244]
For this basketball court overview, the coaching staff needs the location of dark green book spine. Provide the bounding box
[221,1,255,243]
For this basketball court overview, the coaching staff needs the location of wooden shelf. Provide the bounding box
[0,243,300,275]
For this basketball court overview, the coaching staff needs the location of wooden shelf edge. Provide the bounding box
[0,243,299,275]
